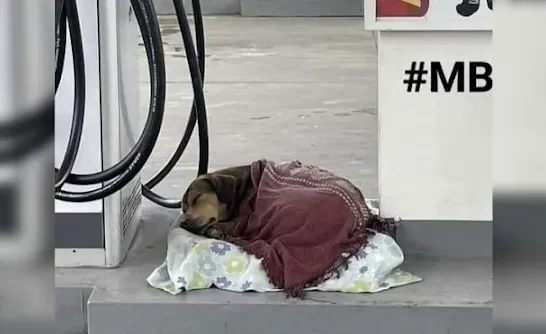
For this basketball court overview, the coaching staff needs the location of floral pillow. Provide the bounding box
[147,226,422,295]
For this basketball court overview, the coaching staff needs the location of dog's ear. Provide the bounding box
[181,185,192,212]
[207,174,237,205]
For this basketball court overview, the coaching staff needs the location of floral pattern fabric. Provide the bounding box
[147,225,422,295]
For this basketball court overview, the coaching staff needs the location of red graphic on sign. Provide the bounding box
[376,0,430,17]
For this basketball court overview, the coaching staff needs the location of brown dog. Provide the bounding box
[180,164,252,239]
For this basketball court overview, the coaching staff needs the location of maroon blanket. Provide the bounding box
[219,159,374,297]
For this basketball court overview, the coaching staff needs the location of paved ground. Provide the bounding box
[139,16,379,213]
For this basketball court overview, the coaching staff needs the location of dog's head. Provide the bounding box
[180,173,238,234]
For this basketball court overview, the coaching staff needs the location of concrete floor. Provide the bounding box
[139,16,378,204]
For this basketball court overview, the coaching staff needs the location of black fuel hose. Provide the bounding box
[55,0,165,187]
[55,0,67,92]
[54,0,209,207]
[55,0,166,201]
[145,0,205,189]
[142,0,207,207]
[55,0,86,191]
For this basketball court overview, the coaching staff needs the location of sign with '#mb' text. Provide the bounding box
[364,0,493,31]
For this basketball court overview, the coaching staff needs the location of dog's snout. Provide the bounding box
[180,219,199,234]
[180,217,196,229]
[180,216,216,234]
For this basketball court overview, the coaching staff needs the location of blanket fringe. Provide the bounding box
[240,242,288,295]
[285,284,306,299]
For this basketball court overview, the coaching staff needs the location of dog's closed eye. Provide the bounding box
[189,193,202,205]
[182,188,203,212]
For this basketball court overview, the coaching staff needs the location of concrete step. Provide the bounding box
[56,208,492,334]
[85,257,491,334]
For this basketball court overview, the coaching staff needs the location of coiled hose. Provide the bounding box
[54,0,209,208]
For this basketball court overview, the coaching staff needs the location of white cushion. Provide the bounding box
[147,226,421,295]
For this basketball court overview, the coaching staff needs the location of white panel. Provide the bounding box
[377,31,491,221]
[115,0,142,267]
[53,0,142,268]
[98,0,142,268]
[55,0,103,213]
